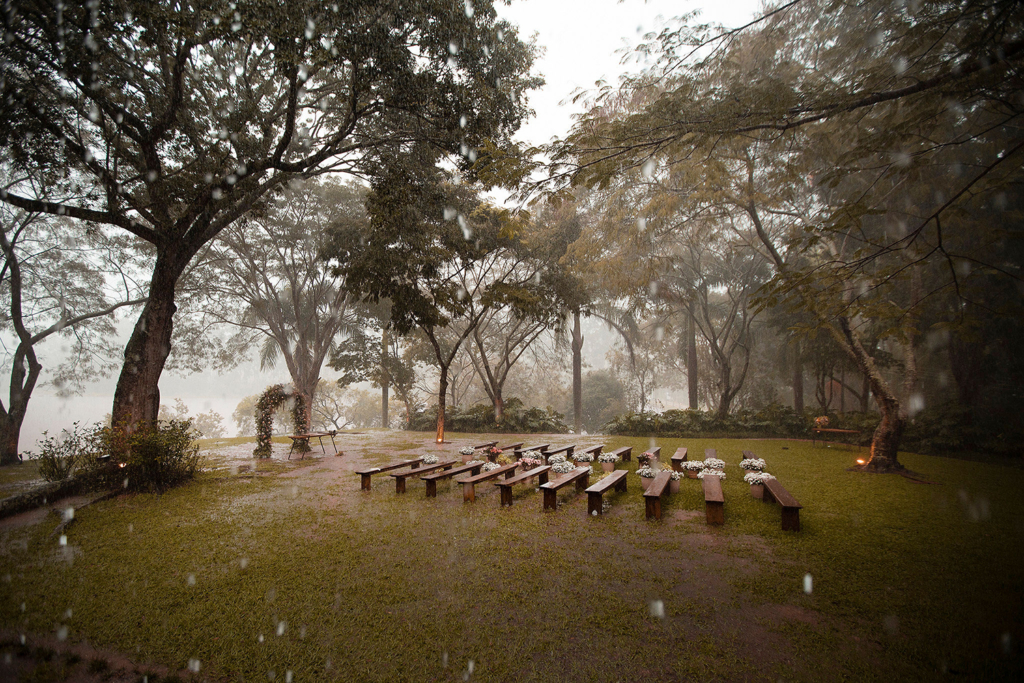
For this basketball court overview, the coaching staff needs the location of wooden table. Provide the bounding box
[287,431,339,458]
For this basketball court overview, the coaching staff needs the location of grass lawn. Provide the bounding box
[1,433,1022,681]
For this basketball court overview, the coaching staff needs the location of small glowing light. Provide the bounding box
[856,459,865,465]
[119,462,127,468]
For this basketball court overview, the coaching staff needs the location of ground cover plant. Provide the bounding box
[1,433,1022,681]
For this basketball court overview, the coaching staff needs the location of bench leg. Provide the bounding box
[587,492,603,516]
[425,479,437,498]
[500,486,513,507]
[411,462,420,469]
[395,477,406,494]
[463,482,475,503]
[645,496,661,521]
[706,500,724,525]
[615,477,627,493]
[361,474,372,491]
[538,471,549,486]
[781,507,800,532]
[575,473,589,492]
[543,489,557,511]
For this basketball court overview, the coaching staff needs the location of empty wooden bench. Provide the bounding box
[514,444,550,457]
[389,460,457,494]
[702,473,724,525]
[420,461,485,497]
[472,441,498,450]
[585,469,627,516]
[608,446,632,462]
[541,466,591,511]
[544,444,576,462]
[643,470,672,520]
[670,447,688,472]
[577,445,603,459]
[357,458,424,491]
[459,462,519,502]
[763,478,802,531]
[495,465,552,507]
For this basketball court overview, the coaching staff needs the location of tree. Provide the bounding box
[1,0,541,433]
[579,370,626,434]
[159,398,227,438]
[1,175,146,464]
[543,0,1024,471]
[190,177,362,427]
[327,172,555,443]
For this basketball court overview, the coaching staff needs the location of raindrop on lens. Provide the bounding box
[803,573,813,594]
[649,599,665,618]
[641,159,655,178]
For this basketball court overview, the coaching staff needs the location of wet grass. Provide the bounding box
[1,435,1022,681]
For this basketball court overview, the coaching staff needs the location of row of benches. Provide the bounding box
[356,444,800,530]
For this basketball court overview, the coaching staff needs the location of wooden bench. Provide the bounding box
[702,473,725,525]
[514,444,550,457]
[585,469,627,516]
[357,458,423,491]
[577,445,603,458]
[495,465,552,507]
[704,448,717,461]
[458,462,519,502]
[286,431,338,458]
[670,447,688,472]
[638,446,661,464]
[389,460,457,494]
[540,466,591,511]
[609,446,632,462]
[545,444,576,462]
[483,442,524,462]
[472,441,498,450]
[643,470,672,520]
[763,478,803,531]
[420,461,485,497]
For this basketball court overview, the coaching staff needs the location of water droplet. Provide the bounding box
[449,41,459,55]
[188,659,201,673]
[893,56,908,74]
[444,206,457,220]
[649,599,664,618]
[286,672,294,683]
[258,634,264,643]
[63,507,74,521]
[187,573,196,586]
[636,217,646,231]
[305,18,316,40]
[277,620,287,636]
[59,535,67,546]
[654,326,664,341]
[641,159,655,178]
[464,1,474,18]
[212,188,223,200]
[298,64,309,81]
[803,573,813,594]
[442,651,448,667]
[459,115,467,128]
[57,625,68,640]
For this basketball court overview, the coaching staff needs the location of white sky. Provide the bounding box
[496,0,764,148]
[18,0,767,446]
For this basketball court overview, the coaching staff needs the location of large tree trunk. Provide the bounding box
[0,413,27,465]
[494,394,505,424]
[792,339,804,414]
[435,364,449,443]
[687,304,698,409]
[572,310,583,433]
[1,344,42,465]
[381,329,390,428]
[111,255,186,430]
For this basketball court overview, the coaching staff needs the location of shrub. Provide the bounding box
[30,422,101,482]
[95,420,202,493]
[406,397,569,434]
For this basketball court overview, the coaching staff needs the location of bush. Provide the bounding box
[30,422,101,482]
[406,397,569,434]
[95,420,202,493]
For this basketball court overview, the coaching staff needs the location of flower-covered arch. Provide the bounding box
[253,384,309,458]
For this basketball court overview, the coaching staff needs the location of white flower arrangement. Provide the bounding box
[636,465,658,478]
[482,461,501,472]
[697,469,725,480]
[669,471,682,480]
[739,458,767,471]
[597,453,620,463]
[704,457,726,470]
[572,452,594,462]
[422,454,439,465]
[743,471,775,485]
[682,460,705,471]
[520,450,543,460]
[548,453,568,464]
[551,460,576,474]
[459,446,475,455]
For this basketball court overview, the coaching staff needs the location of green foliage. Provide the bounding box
[605,404,810,439]
[254,385,308,458]
[407,397,568,434]
[94,420,202,493]
[29,422,100,482]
